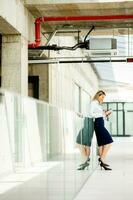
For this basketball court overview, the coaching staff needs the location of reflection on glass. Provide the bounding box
[0,93,13,175]
[74,84,81,113]
[81,90,91,115]
[0,89,98,200]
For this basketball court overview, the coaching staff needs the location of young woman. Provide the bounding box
[76,117,94,170]
[90,90,113,170]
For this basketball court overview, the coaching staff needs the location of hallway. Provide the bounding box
[74,137,133,200]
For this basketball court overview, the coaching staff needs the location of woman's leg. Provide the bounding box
[100,144,112,161]
[99,146,104,157]
[76,144,88,162]
[77,146,91,170]
[85,146,91,162]
[77,144,90,157]
[81,145,88,157]
[85,146,90,157]
[77,145,91,169]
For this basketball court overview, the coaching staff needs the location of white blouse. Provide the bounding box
[89,100,105,119]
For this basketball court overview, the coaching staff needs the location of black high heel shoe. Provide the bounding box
[98,158,109,167]
[77,162,89,170]
[100,162,112,170]
[79,158,90,167]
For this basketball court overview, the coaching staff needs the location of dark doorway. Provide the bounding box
[28,76,39,99]
[0,76,39,99]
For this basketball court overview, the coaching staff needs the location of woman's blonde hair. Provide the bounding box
[92,90,106,101]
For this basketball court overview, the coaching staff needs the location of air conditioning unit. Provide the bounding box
[87,38,117,57]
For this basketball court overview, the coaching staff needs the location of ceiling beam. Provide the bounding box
[28,58,127,64]
[23,0,133,5]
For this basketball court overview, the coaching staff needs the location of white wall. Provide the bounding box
[48,36,99,110]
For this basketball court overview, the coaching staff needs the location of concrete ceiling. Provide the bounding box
[24,1,133,31]
[25,0,133,96]
[23,0,133,3]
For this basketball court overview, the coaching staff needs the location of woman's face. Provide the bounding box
[98,94,105,104]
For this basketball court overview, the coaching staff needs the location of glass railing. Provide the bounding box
[0,88,98,200]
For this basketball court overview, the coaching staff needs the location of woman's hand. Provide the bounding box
[105,110,112,116]
[77,112,83,118]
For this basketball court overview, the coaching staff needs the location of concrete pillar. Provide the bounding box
[1,34,28,95]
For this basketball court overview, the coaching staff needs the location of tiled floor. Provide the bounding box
[74,137,133,200]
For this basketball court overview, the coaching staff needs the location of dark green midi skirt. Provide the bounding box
[76,117,94,147]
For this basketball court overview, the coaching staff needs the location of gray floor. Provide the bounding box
[74,137,133,200]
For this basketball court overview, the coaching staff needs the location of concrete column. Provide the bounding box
[1,34,28,95]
